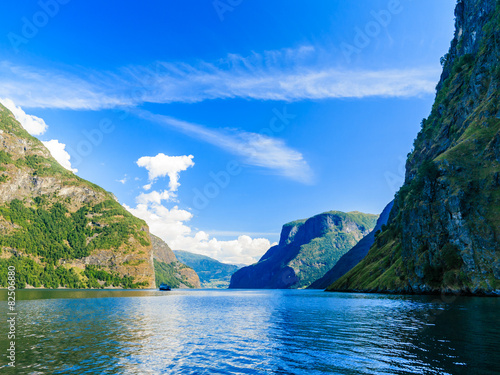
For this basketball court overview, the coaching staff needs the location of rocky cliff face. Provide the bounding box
[309,201,393,289]
[0,103,155,288]
[329,0,500,295]
[151,234,178,264]
[229,211,378,289]
[150,235,201,289]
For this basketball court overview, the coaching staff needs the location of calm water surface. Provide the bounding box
[0,289,499,374]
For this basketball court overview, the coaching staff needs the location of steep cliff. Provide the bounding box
[329,0,500,295]
[229,211,378,289]
[309,201,393,289]
[151,235,201,289]
[0,103,155,288]
[174,250,240,288]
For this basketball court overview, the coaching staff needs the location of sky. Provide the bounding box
[0,0,456,264]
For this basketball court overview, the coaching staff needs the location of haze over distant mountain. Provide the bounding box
[330,0,500,295]
[173,250,240,288]
[229,211,378,289]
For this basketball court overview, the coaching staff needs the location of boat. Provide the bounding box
[159,283,171,291]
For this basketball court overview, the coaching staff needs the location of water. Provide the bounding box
[0,289,499,374]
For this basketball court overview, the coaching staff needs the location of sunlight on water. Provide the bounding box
[1,290,499,374]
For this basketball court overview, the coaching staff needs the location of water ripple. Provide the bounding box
[1,289,499,374]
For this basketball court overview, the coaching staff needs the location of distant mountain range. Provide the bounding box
[229,211,378,289]
[173,250,241,288]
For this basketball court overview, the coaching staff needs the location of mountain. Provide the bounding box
[329,0,500,295]
[0,103,199,289]
[229,211,378,289]
[309,201,394,289]
[173,250,240,288]
[151,235,200,288]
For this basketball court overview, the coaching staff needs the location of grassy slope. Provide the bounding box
[154,259,195,289]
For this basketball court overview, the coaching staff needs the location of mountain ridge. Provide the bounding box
[229,210,378,289]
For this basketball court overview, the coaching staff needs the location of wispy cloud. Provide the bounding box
[0,46,440,110]
[136,110,314,184]
[0,62,126,110]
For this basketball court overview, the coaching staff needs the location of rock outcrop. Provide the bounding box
[309,201,393,289]
[229,211,378,289]
[329,0,500,295]
[151,234,178,264]
[151,235,201,289]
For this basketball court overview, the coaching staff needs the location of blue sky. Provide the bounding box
[0,0,456,264]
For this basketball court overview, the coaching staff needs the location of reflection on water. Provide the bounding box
[0,289,499,374]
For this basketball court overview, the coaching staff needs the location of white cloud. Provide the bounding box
[137,153,195,191]
[207,230,280,237]
[118,175,128,184]
[137,111,313,184]
[124,200,274,265]
[171,232,274,265]
[0,47,440,110]
[124,202,193,242]
[126,155,274,264]
[42,139,78,173]
[136,190,174,205]
[0,98,47,135]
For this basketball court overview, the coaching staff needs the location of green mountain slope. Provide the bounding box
[0,103,156,289]
[229,211,378,289]
[329,0,500,295]
[173,250,240,288]
[309,201,394,289]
